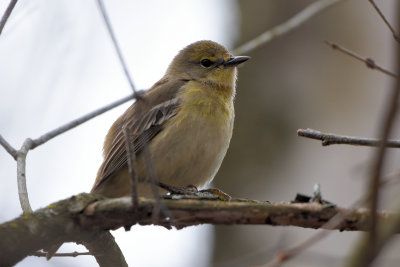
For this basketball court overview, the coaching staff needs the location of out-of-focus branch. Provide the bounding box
[368,0,400,43]
[347,7,400,266]
[233,0,344,55]
[297,128,400,147]
[0,0,18,35]
[325,40,398,78]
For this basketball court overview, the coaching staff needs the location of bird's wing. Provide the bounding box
[92,94,181,192]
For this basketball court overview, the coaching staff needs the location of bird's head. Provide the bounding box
[167,40,249,87]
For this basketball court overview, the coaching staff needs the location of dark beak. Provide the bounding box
[223,56,250,67]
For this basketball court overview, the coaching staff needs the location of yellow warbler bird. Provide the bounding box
[91,40,249,198]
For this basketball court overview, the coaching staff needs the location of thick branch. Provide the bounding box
[0,193,396,266]
[0,194,127,267]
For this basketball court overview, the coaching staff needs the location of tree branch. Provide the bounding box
[0,193,396,266]
[30,93,135,149]
[347,6,400,266]
[233,0,345,55]
[297,128,400,147]
[325,40,398,78]
[16,139,33,213]
[0,194,127,267]
[96,0,140,96]
[0,134,17,159]
[368,0,400,43]
[0,0,18,35]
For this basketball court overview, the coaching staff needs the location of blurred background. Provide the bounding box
[0,0,399,266]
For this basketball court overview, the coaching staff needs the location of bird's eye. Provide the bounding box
[200,59,213,68]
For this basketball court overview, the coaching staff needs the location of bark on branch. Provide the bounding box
[0,193,396,266]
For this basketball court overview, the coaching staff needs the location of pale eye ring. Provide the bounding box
[200,59,213,68]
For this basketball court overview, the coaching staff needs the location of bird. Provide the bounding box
[91,40,249,198]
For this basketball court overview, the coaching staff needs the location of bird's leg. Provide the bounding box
[158,182,231,201]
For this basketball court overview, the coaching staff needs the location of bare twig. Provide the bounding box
[16,138,33,213]
[0,0,18,35]
[123,127,139,211]
[325,40,398,78]
[96,0,140,97]
[0,134,18,159]
[368,0,400,43]
[142,145,174,227]
[31,251,91,257]
[30,94,135,149]
[297,128,400,147]
[233,0,344,55]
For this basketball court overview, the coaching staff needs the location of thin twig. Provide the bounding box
[123,127,139,211]
[325,40,398,78]
[30,94,134,149]
[16,139,33,213]
[96,0,140,97]
[0,0,18,35]
[0,134,18,159]
[368,0,400,43]
[233,0,344,55]
[142,145,174,227]
[297,128,400,147]
[30,251,91,257]
[96,0,172,228]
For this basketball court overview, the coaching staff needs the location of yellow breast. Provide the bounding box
[176,80,235,124]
